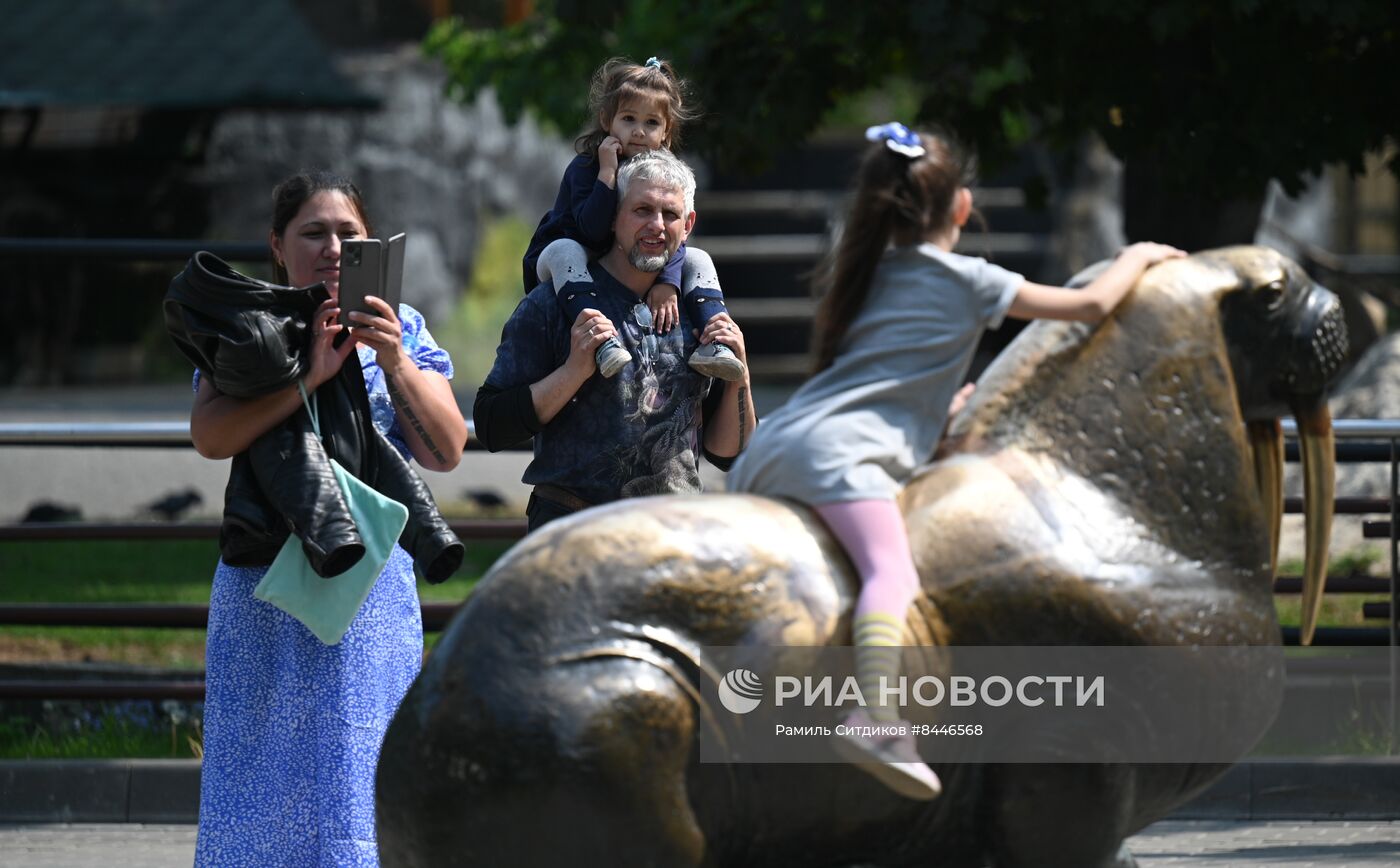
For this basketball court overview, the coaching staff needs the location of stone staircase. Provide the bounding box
[691,137,1058,386]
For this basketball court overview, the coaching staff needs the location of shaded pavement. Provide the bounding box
[3,820,1400,867]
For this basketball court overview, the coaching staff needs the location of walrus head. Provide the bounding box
[944,245,1344,645]
[1209,247,1347,644]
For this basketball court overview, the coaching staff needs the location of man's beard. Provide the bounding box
[627,242,671,273]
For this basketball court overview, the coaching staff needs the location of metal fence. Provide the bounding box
[4,419,1400,705]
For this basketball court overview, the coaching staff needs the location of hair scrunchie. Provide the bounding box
[865,122,926,158]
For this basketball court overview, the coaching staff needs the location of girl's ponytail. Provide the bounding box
[811,128,974,372]
[811,195,899,372]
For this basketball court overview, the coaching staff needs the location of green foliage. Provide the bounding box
[820,77,923,132]
[426,1,1400,191]
[432,214,536,386]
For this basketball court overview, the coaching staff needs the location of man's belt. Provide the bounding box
[532,484,594,514]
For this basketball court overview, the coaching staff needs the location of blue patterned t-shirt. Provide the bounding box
[484,264,712,504]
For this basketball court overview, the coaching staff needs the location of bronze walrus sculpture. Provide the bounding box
[377,246,1346,867]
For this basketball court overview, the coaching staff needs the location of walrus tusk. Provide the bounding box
[1247,420,1284,579]
[1293,398,1335,646]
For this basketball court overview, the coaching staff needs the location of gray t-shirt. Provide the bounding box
[726,243,1021,504]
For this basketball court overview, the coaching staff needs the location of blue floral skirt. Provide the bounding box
[194,546,422,867]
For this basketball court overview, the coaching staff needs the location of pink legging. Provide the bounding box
[815,499,921,623]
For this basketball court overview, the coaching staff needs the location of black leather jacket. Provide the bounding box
[165,252,463,583]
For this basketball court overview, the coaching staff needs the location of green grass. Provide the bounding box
[0,537,510,758]
[1,539,223,604]
[0,539,219,667]
[0,708,204,760]
[1274,546,1388,629]
[1277,546,1384,582]
[1252,714,1393,757]
[1253,650,1395,756]
[1273,594,1388,630]
[0,537,509,668]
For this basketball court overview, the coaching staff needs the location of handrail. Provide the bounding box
[0,418,1392,446]
[4,586,1387,629]
[0,421,194,447]
[0,238,268,261]
[0,420,510,450]
[0,418,1391,452]
[0,681,209,701]
[1281,419,1400,438]
[0,519,525,542]
[0,602,463,631]
[3,417,1395,447]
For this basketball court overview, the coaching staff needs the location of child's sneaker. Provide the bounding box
[830,709,941,801]
[595,337,631,378]
[688,342,746,381]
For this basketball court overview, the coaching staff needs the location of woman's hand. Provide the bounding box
[305,297,355,388]
[347,298,466,470]
[698,313,747,364]
[348,296,410,375]
[191,296,352,460]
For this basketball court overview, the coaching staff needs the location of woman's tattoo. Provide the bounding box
[385,373,449,465]
[737,386,749,452]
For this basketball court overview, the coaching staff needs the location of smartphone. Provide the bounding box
[339,233,405,326]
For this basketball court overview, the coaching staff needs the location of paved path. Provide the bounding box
[1132,820,1400,866]
[3,820,1400,867]
[0,823,195,868]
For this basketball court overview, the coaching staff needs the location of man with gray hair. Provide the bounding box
[475,149,757,531]
[530,149,745,381]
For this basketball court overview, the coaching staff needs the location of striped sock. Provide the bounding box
[854,612,907,724]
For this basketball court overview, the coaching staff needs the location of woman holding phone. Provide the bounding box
[189,171,466,867]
